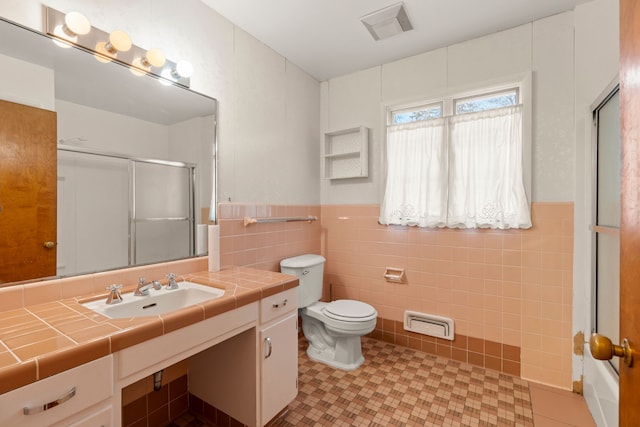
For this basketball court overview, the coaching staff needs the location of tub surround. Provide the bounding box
[0,263,299,395]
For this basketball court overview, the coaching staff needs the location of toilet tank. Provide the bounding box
[280,254,325,308]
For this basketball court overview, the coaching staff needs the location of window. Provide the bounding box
[380,83,531,229]
[391,102,443,124]
[454,88,518,114]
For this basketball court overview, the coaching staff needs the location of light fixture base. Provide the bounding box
[45,6,190,87]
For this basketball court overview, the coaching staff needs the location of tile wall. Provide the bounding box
[322,202,574,389]
[218,202,574,389]
[121,360,190,427]
[216,203,322,271]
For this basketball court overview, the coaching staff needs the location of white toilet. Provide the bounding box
[280,254,377,370]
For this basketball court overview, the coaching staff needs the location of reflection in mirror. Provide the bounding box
[0,16,217,285]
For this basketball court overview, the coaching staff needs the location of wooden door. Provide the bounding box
[619,0,640,423]
[0,99,57,284]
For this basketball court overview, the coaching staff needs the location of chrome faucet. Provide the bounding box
[105,284,123,304]
[166,273,179,290]
[134,277,161,296]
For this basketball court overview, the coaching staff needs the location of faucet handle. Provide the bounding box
[105,284,123,304]
[138,276,146,285]
[166,273,179,290]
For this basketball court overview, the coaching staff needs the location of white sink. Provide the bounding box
[82,281,225,319]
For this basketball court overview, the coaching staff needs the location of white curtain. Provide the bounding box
[379,119,447,227]
[380,105,531,229]
[447,105,531,228]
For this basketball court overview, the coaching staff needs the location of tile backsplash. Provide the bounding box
[0,257,208,312]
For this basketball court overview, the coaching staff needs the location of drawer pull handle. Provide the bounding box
[265,337,272,359]
[23,387,76,415]
[272,299,288,308]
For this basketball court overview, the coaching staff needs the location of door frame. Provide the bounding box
[579,78,620,427]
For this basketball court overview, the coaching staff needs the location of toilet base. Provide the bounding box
[301,310,368,371]
[305,337,365,371]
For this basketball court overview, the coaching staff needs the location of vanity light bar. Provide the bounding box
[44,6,191,87]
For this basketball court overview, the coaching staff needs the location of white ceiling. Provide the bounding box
[200,0,593,81]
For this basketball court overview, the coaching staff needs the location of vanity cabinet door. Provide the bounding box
[260,312,298,425]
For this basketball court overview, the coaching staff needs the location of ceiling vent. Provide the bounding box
[360,2,413,41]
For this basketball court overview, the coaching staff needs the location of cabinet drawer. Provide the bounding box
[60,404,112,427]
[0,356,113,427]
[260,288,297,324]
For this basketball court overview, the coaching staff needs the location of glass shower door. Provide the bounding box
[133,161,194,265]
[57,151,129,276]
[593,87,620,372]
[584,83,620,427]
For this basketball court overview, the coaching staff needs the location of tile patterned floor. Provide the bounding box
[279,337,534,426]
[172,336,598,427]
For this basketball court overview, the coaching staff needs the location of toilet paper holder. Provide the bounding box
[384,267,406,283]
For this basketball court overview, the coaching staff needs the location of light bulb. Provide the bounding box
[94,42,114,63]
[173,60,193,78]
[52,25,74,48]
[141,48,166,68]
[51,11,90,49]
[64,11,91,36]
[105,30,132,53]
[159,69,174,86]
[130,58,148,76]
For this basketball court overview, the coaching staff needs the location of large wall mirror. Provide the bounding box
[0,16,217,286]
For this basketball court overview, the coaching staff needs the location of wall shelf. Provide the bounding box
[323,126,368,180]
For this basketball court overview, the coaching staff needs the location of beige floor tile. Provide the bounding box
[529,382,596,426]
[283,337,535,426]
[174,336,596,427]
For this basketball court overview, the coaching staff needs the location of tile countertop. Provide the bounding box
[0,267,299,395]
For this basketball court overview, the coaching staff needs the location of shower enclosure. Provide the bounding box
[57,147,195,277]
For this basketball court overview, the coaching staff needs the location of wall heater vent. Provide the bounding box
[404,311,454,340]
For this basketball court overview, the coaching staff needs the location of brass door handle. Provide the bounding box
[43,241,55,249]
[589,333,633,367]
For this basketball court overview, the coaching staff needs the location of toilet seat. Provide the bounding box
[323,300,377,322]
[304,301,377,332]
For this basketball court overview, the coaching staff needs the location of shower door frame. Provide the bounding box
[58,145,196,273]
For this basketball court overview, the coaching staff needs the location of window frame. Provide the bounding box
[383,73,533,205]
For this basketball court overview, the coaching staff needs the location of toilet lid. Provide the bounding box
[324,300,376,320]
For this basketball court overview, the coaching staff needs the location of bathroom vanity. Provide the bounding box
[0,268,299,427]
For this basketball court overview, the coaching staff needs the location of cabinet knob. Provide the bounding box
[43,241,55,249]
[272,299,288,308]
